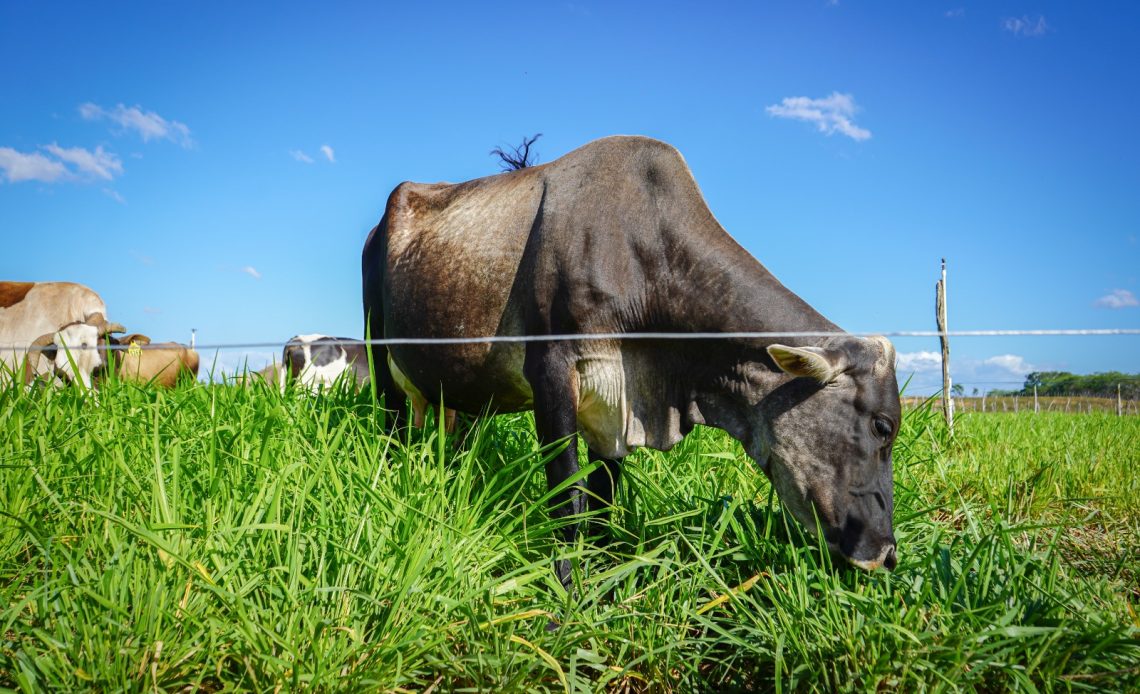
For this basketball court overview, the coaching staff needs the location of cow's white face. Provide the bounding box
[49,323,103,389]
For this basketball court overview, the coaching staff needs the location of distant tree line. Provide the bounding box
[989,371,1140,399]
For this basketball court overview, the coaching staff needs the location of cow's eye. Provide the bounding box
[873,417,893,438]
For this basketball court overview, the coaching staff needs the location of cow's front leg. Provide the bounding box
[524,344,583,591]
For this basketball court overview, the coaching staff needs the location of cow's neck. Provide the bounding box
[615,225,844,455]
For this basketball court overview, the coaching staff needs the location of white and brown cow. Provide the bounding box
[1,281,124,388]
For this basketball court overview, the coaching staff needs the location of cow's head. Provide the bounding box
[748,335,900,571]
[25,313,125,389]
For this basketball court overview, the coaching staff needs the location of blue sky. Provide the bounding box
[1,1,1137,393]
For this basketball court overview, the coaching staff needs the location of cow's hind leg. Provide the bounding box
[364,310,408,430]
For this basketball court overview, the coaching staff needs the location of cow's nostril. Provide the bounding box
[883,545,897,571]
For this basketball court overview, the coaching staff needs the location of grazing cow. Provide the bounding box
[251,362,284,387]
[1,281,124,387]
[281,334,373,393]
[20,321,105,388]
[362,136,902,588]
[102,333,200,387]
[282,333,458,429]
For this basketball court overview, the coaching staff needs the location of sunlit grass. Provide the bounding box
[1,377,1137,691]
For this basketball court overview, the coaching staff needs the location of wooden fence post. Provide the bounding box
[936,259,953,434]
[1119,384,1124,417]
[1034,385,1039,413]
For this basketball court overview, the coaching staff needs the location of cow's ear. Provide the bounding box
[767,344,842,384]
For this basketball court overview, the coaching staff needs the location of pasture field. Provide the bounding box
[902,396,1140,416]
[1,379,1138,692]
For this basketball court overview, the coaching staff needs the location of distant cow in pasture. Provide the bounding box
[1,281,125,388]
[283,334,457,430]
[362,136,902,590]
[246,362,284,387]
[281,334,372,393]
[102,333,200,387]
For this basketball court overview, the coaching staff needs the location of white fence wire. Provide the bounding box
[7,327,1133,352]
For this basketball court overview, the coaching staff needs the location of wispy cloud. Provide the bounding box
[1002,15,1049,37]
[0,146,69,183]
[320,144,335,163]
[143,306,161,315]
[241,265,262,280]
[80,102,194,147]
[130,250,154,265]
[944,8,964,19]
[44,143,123,180]
[290,150,315,164]
[564,3,592,18]
[102,188,126,204]
[1,143,125,184]
[1094,289,1139,309]
[766,92,871,141]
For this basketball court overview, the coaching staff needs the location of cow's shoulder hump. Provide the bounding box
[0,282,35,309]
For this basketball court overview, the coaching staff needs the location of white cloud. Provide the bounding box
[1094,289,1139,309]
[241,265,262,280]
[945,8,964,19]
[80,102,194,147]
[44,143,123,180]
[320,144,335,163]
[766,92,872,141]
[290,150,315,164]
[1002,15,1049,37]
[102,188,126,204]
[983,354,1032,374]
[896,350,942,373]
[143,306,161,314]
[0,146,69,183]
[895,350,1035,395]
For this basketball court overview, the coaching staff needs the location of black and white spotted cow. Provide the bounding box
[281,334,371,393]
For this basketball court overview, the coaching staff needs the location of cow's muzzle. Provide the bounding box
[844,543,897,572]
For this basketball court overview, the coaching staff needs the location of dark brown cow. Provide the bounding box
[362,136,901,587]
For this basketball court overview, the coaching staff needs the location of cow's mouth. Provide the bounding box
[829,541,897,572]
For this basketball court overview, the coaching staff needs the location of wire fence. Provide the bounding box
[4,327,1136,352]
[5,328,1137,401]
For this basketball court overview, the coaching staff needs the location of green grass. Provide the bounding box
[1,378,1138,692]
